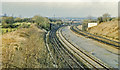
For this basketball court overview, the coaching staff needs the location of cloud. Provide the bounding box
[2,2,118,17]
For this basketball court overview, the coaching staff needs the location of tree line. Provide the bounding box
[97,13,116,23]
[82,13,118,31]
[1,15,50,31]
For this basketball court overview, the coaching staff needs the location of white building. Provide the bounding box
[88,23,97,28]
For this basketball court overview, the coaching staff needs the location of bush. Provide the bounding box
[18,24,30,28]
[2,24,19,28]
[32,15,50,31]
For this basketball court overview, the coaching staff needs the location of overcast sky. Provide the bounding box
[1,0,119,17]
[1,0,119,2]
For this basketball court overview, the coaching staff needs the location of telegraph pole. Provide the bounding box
[53,7,55,22]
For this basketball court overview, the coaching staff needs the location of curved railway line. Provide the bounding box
[58,26,111,69]
[48,25,111,69]
[70,26,120,48]
[49,26,85,69]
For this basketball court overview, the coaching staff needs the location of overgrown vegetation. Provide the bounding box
[2,25,54,68]
[32,15,50,31]
[1,15,59,68]
[1,15,50,33]
[88,20,119,41]
[82,13,118,31]
[97,13,113,23]
[81,13,119,41]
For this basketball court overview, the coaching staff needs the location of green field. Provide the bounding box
[2,28,18,34]
[1,22,32,34]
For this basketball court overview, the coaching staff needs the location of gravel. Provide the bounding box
[61,26,119,68]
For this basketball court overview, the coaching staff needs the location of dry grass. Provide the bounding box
[87,20,119,41]
[2,25,48,68]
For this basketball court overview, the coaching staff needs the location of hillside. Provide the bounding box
[87,20,119,41]
[2,25,51,68]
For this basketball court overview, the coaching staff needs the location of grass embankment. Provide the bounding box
[2,25,49,68]
[87,20,119,41]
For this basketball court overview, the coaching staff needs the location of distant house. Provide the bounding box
[88,23,97,28]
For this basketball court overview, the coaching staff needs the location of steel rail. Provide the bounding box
[49,28,85,69]
[71,26,120,48]
[57,26,110,69]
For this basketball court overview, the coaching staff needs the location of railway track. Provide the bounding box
[49,26,85,69]
[71,26,120,48]
[57,26,111,69]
